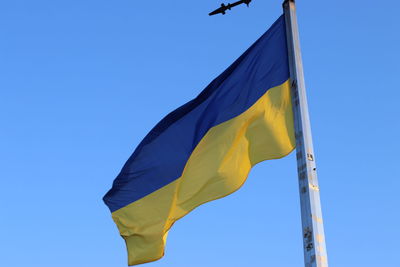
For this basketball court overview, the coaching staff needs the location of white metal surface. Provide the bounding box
[282,1,329,266]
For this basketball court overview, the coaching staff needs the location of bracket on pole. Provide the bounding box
[209,0,252,16]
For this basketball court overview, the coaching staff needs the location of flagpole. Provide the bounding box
[283,1,329,267]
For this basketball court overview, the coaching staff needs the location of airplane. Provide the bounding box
[209,0,252,16]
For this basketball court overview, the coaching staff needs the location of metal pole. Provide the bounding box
[283,1,329,267]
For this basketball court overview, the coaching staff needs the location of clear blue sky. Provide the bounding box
[1,1,399,266]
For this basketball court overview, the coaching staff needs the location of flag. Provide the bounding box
[103,15,295,265]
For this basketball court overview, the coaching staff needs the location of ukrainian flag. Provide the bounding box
[104,15,295,265]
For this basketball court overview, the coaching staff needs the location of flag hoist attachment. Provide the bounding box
[283,0,329,266]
